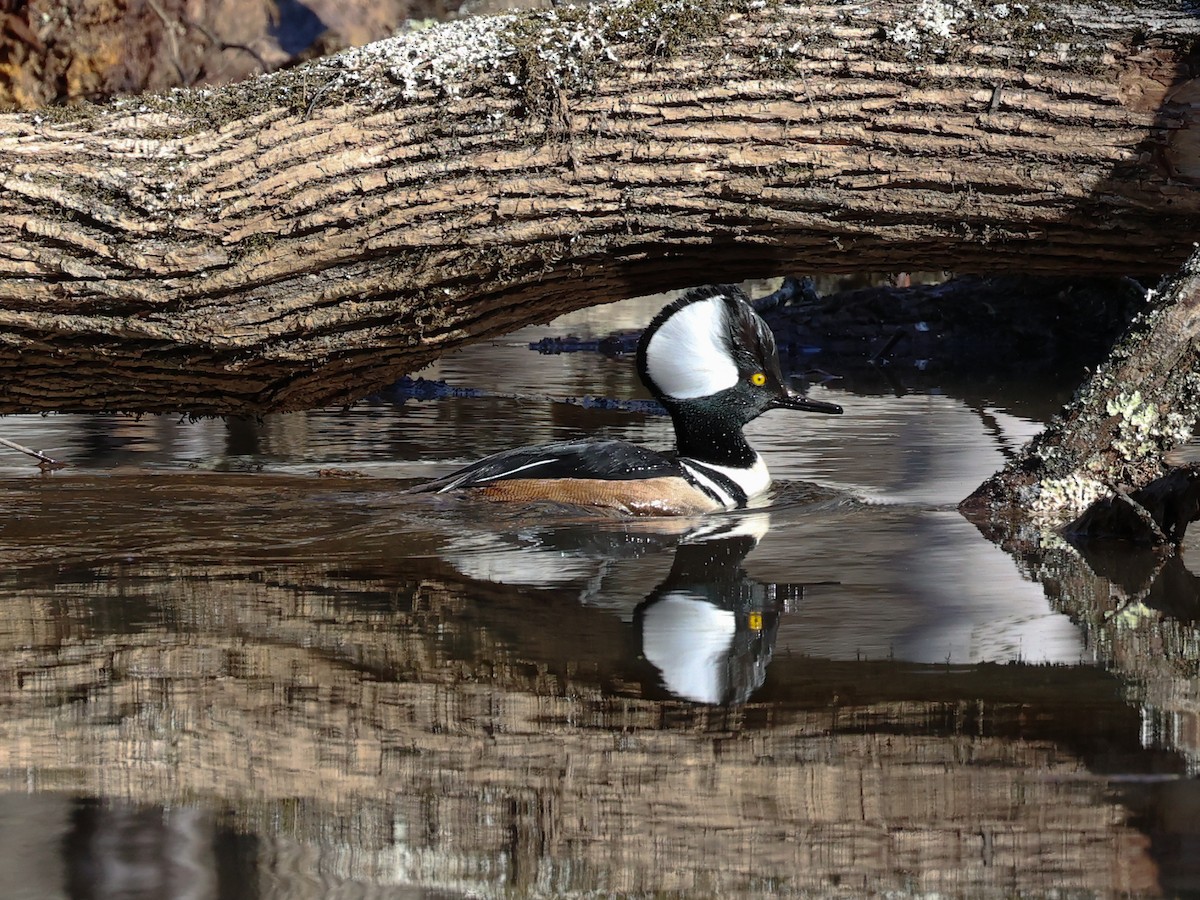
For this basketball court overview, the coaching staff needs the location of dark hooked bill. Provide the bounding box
[770,393,844,414]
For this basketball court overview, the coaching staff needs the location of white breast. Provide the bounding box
[680,454,772,509]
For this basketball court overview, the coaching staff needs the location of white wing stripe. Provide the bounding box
[437,457,556,492]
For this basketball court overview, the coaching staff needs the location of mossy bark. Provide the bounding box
[2,0,1200,414]
[961,246,1200,527]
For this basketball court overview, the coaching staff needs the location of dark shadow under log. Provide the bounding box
[1065,464,1200,546]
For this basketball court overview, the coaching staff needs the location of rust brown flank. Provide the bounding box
[473,477,722,516]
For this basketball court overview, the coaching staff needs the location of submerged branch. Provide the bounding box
[0,436,68,471]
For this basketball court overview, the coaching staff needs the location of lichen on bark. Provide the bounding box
[962,246,1200,528]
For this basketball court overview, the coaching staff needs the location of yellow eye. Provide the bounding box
[750,372,767,386]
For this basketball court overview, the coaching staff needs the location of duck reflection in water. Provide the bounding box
[438,512,815,706]
[636,515,795,704]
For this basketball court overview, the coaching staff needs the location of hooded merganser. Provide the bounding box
[411,284,843,515]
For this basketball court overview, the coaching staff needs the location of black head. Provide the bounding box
[636,285,843,426]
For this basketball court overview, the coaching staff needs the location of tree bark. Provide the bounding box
[961,245,1200,527]
[2,0,1199,414]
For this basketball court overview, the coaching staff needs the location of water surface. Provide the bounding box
[1,290,1198,897]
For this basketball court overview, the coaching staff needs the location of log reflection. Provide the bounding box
[0,477,1190,895]
[964,511,1200,763]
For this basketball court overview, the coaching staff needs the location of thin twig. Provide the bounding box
[304,78,339,120]
[1109,481,1170,544]
[145,0,189,84]
[0,437,68,471]
[185,16,271,74]
[870,329,907,363]
[147,0,272,82]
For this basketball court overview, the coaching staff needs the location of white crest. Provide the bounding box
[643,297,739,399]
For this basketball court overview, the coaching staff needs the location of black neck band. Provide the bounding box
[665,400,757,468]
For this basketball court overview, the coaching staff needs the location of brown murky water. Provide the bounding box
[1,292,1198,897]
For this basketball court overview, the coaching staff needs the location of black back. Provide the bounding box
[410,439,686,493]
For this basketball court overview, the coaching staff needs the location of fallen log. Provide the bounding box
[2,0,1200,414]
[961,245,1200,535]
